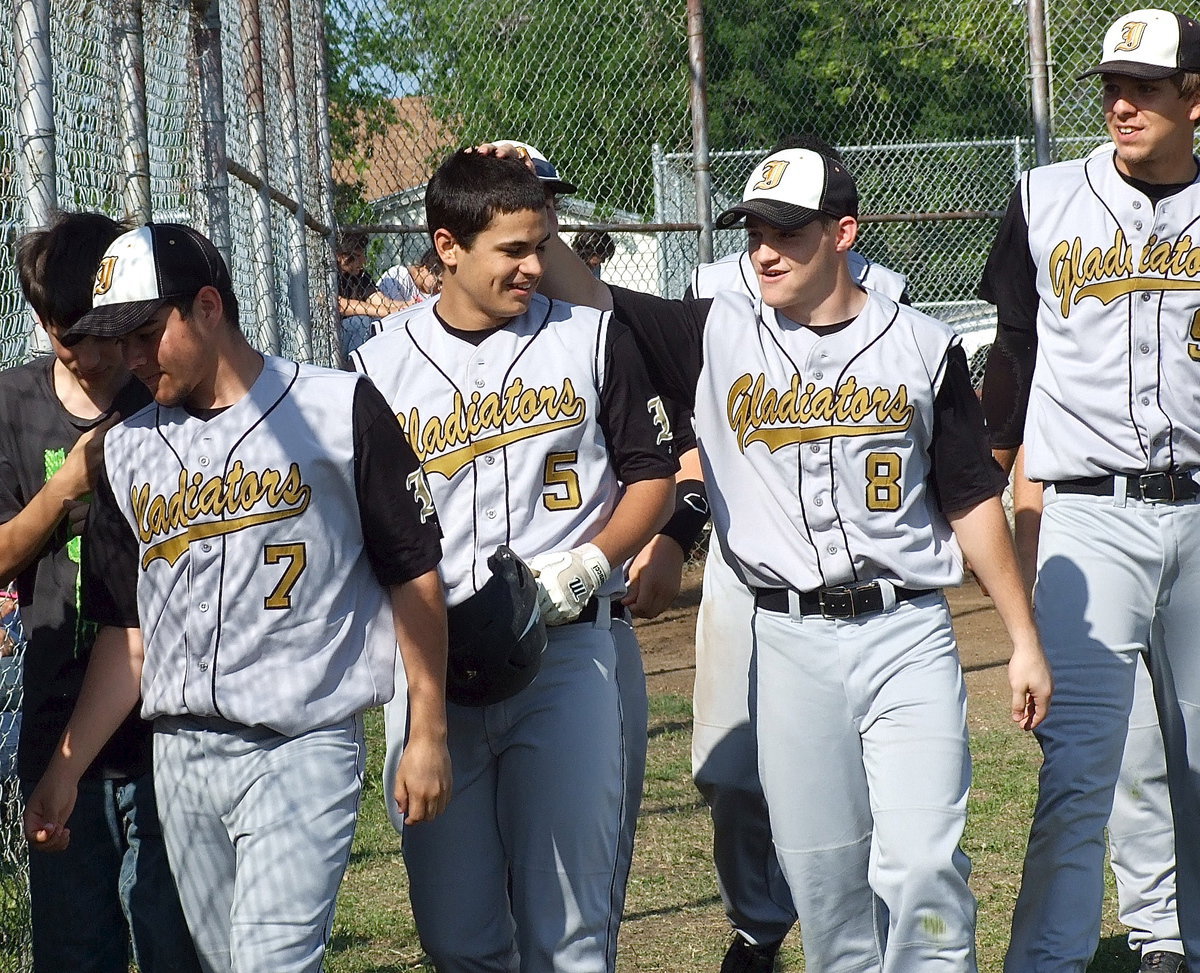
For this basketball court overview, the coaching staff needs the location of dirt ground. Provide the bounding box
[634,560,1012,701]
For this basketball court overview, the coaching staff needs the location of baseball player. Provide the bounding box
[980,10,1200,969]
[980,9,1200,968]
[351,148,676,972]
[541,144,1052,972]
[2,211,199,973]
[684,226,910,973]
[1003,446,1182,969]
[22,222,452,973]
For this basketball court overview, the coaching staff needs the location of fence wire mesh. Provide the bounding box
[0,0,1173,967]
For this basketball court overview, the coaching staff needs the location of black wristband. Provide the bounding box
[658,479,709,554]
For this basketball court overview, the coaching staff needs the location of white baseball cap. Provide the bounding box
[716,148,859,231]
[492,140,578,195]
[66,223,232,345]
[1079,8,1200,80]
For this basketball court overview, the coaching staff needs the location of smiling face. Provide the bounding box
[746,216,853,318]
[43,321,127,399]
[435,207,549,330]
[1103,72,1200,182]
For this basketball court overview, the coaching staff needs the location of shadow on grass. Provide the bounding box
[648,719,691,741]
[1087,934,1136,972]
[625,891,723,922]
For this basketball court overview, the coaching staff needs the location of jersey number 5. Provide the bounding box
[264,543,307,610]
[865,451,903,511]
[1188,310,1200,362]
[544,451,582,510]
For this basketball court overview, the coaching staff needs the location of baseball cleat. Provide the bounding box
[1140,951,1188,973]
[720,934,782,973]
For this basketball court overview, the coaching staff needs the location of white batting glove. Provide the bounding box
[525,543,611,626]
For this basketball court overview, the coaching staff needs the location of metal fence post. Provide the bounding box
[1027,0,1054,166]
[191,0,233,258]
[15,0,56,228]
[273,0,314,362]
[237,0,281,355]
[687,0,713,266]
[310,0,339,365]
[114,0,152,221]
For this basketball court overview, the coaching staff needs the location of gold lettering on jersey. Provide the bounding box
[131,461,311,569]
[726,374,914,452]
[1049,230,1200,315]
[400,378,586,479]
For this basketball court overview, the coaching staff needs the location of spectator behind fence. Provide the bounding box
[378,246,443,305]
[572,229,617,279]
[336,230,419,357]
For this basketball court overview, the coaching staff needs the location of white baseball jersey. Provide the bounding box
[1020,150,1200,481]
[690,249,909,303]
[377,264,422,304]
[97,358,400,735]
[353,294,671,607]
[693,289,963,592]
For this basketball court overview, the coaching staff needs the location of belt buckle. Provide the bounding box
[818,586,856,619]
[1138,472,1194,503]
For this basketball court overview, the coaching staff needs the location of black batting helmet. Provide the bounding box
[446,545,547,706]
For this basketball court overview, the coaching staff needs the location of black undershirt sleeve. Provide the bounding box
[352,379,443,587]
[978,183,1039,449]
[81,465,141,629]
[929,345,1010,514]
[608,286,708,410]
[598,321,680,483]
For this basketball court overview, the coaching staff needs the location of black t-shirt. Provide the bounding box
[84,378,444,627]
[338,269,379,303]
[609,286,1004,514]
[0,357,153,782]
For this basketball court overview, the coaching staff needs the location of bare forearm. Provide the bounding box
[1010,446,1042,597]
[389,570,449,743]
[589,477,674,567]
[538,236,614,310]
[948,497,1038,646]
[46,626,144,782]
[0,482,74,585]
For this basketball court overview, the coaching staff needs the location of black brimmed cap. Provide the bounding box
[1078,8,1200,80]
[65,223,232,345]
[716,148,858,232]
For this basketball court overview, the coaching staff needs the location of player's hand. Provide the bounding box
[393,734,452,825]
[1008,639,1053,731]
[23,769,78,852]
[623,535,685,619]
[63,499,90,537]
[526,543,611,625]
[57,413,120,499]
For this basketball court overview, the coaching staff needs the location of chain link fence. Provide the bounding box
[0,0,1165,967]
[1,0,337,965]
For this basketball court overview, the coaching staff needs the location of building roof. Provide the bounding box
[332,96,454,203]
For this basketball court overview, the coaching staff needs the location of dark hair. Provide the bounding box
[417,245,442,273]
[572,230,616,263]
[336,230,368,255]
[770,134,844,162]
[166,287,242,331]
[425,149,547,250]
[16,210,129,331]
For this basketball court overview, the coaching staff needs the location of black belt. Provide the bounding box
[753,582,936,620]
[1052,471,1199,503]
[573,597,627,625]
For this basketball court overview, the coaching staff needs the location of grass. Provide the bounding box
[328,691,1128,973]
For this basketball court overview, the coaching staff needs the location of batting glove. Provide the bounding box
[525,543,611,626]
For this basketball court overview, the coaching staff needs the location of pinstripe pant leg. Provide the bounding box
[155,716,365,973]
